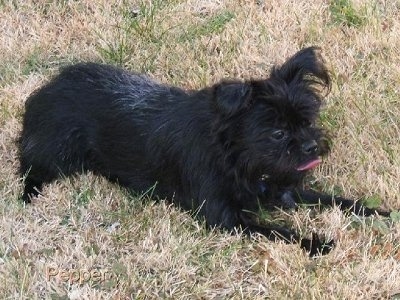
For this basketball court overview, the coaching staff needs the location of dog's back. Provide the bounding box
[19,63,183,201]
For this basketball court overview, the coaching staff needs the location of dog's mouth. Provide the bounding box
[258,158,322,184]
[296,158,321,171]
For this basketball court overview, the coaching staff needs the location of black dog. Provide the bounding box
[19,47,388,256]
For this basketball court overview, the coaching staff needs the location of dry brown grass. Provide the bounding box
[1,0,400,299]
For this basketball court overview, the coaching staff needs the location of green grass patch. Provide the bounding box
[22,48,49,76]
[73,186,94,207]
[121,0,166,42]
[330,0,367,27]
[97,0,169,66]
[179,10,235,42]
[362,194,382,209]
[390,211,400,223]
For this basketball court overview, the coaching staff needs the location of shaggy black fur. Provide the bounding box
[19,47,388,256]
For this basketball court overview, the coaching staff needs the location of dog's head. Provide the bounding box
[213,47,331,187]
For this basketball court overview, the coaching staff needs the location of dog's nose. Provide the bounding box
[302,140,318,155]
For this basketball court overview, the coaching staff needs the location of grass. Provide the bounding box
[97,0,165,66]
[329,0,367,27]
[178,10,235,42]
[1,0,400,298]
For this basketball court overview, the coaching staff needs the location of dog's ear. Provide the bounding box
[272,47,331,90]
[214,82,252,116]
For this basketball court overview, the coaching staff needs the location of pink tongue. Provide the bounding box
[296,158,321,171]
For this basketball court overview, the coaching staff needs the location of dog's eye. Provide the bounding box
[271,130,285,140]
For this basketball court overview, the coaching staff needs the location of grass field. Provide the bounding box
[1,0,400,298]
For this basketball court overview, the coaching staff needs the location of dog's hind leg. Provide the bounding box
[19,161,58,203]
[22,176,45,203]
[19,126,92,203]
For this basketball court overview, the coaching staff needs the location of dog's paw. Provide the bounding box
[300,233,334,257]
[279,191,297,209]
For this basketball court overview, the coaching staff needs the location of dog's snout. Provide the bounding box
[302,140,318,155]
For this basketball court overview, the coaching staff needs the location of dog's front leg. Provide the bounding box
[201,193,333,256]
[238,212,334,256]
[294,189,390,217]
[203,198,297,242]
